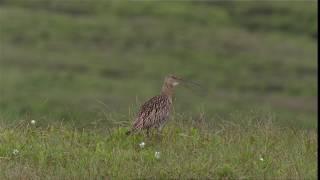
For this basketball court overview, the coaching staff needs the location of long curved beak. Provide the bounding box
[177,77,201,87]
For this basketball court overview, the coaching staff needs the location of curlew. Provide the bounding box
[126,75,185,136]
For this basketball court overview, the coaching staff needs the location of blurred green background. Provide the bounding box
[0,1,317,129]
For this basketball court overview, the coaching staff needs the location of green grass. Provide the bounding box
[0,113,317,179]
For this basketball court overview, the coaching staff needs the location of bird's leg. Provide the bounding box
[146,128,150,137]
[157,122,166,135]
[156,125,165,138]
[157,126,163,134]
[155,127,163,141]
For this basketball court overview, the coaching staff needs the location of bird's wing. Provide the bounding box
[134,109,156,129]
[133,95,168,130]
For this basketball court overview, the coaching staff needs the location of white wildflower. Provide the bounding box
[12,149,19,155]
[31,120,36,125]
[139,142,145,148]
[259,156,264,161]
[155,151,160,159]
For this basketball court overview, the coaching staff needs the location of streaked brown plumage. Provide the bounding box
[126,75,181,135]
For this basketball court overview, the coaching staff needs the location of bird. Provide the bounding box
[126,75,182,136]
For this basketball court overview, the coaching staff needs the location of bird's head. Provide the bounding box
[164,75,181,87]
[162,74,200,96]
[165,74,200,87]
[164,74,200,88]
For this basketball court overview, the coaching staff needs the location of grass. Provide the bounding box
[0,112,317,179]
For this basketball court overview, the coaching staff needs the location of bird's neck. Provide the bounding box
[161,83,174,99]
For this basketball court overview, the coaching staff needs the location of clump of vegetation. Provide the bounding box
[0,114,317,179]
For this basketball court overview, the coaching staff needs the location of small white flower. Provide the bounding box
[139,142,145,148]
[31,120,36,125]
[259,157,264,161]
[12,149,19,155]
[155,151,160,159]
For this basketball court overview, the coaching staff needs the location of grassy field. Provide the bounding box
[0,1,318,179]
[0,113,317,179]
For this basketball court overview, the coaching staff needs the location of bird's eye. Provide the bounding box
[172,82,179,86]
